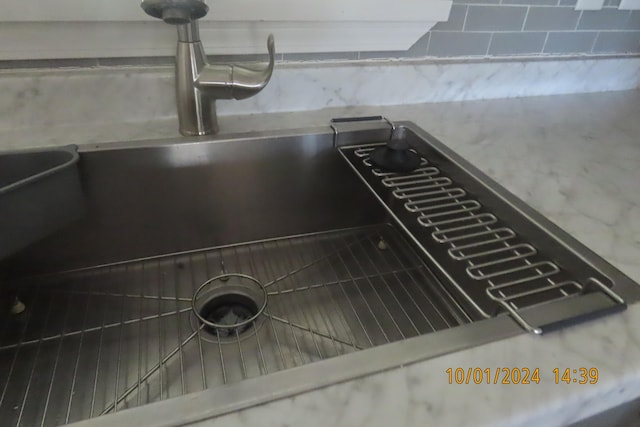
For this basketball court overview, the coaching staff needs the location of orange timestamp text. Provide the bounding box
[445,367,599,385]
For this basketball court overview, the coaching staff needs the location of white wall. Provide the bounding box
[0,0,452,59]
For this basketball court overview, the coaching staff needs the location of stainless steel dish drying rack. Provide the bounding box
[335,117,626,334]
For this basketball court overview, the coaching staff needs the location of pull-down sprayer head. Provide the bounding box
[141,0,209,24]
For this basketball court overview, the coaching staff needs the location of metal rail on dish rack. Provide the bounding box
[334,116,625,334]
[330,115,396,147]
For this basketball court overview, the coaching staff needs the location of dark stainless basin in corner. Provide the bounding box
[0,145,83,261]
[0,120,638,427]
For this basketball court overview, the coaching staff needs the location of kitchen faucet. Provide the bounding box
[141,0,275,136]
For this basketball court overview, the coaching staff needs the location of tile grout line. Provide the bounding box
[575,10,584,31]
[461,5,470,31]
[541,31,551,53]
[425,33,432,56]
[590,31,601,53]
[521,6,531,32]
[623,10,633,29]
[486,32,495,56]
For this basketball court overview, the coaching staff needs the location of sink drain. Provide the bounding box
[192,273,267,341]
[198,293,259,337]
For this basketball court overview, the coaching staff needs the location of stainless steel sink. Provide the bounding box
[1,120,638,427]
[0,145,83,261]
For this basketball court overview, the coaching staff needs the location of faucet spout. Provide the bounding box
[228,34,275,100]
[197,34,275,100]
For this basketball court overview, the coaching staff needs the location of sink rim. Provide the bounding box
[26,121,640,426]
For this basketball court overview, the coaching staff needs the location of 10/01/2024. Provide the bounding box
[445,368,599,385]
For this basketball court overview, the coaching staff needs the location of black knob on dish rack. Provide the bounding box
[369,140,422,173]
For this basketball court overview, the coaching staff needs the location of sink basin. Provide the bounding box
[0,122,638,427]
[0,145,83,261]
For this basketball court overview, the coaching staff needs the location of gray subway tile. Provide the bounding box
[626,11,640,29]
[432,5,468,31]
[359,33,430,59]
[524,7,582,31]
[358,49,423,60]
[283,52,359,62]
[502,0,557,5]
[464,5,528,31]
[607,0,622,6]
[559,0,577,5]
[543,31,598,53]
[453,0,500,4]
[0,58,99,69]
[488,32,547,55]
[98,56,174,67]
[577,9,632,30]
[209,53,280,63]
[358,51,406,60]
[592,31,640,52]
[427,31,491,56]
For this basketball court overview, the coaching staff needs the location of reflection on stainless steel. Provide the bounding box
[1,121,639,426]
[140,0,275,136]
[341,142,627,334]
[0,226,467,426]
[0,145,83,261]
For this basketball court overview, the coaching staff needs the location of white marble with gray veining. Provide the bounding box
[1,56,640,141]
[1,75,640,425]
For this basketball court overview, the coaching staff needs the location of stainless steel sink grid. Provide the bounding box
[1,119,638,427]
[0,225,467,426]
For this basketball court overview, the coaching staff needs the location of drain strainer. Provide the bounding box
[192,273,267,341]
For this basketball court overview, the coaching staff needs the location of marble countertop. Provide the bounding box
[4,90,640,427]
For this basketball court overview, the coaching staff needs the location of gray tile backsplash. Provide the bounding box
[431,5,467,32]
[523,7,581,31]
[427,32,492,56]
[464,6,528,31]
[488,32,547,55]
[97,56,174,67]
[452,0,500,4]
[1,3,639,70]
[577,9,632,30]
[503,0,557,5]
[359,33,431,59]
[625,11,640,29]
[543,31,599,53]
[0,58,99,70]
[282,52,358,62]
[593,31,640,52]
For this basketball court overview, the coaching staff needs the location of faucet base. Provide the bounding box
[177,95,219,136]
[175,39,219,136]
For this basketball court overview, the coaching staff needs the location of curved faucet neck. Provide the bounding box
[170,20,275,136]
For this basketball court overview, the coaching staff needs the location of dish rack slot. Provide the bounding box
[340,143,626,334]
